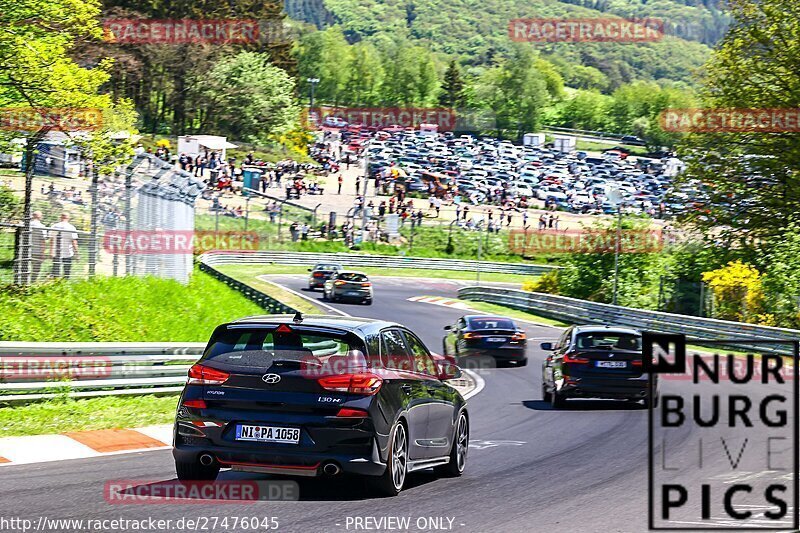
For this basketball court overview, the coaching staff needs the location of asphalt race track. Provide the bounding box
[0,276,792,532]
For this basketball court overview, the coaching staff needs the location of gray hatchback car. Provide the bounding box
[323,271,373,305]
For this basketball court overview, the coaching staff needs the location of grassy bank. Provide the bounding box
[0,268,265,342]
[0,395,180,437]
[217,264,535,285]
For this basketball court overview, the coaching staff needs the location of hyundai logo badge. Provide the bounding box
[262,373,281,384]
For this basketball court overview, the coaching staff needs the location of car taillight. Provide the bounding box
[632,359,643,367]
[334,280,346,286]
[313,272,324,278]
[463,332,479,339]
[183,399,207,409]
[188,364,230,385]
[512,332,526,342]
[563,352,590,364]
[336,407,369,418]
[318,373,383,395]
[361,282,371,287]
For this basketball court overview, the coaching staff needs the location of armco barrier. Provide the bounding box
[0,342,205,403]
[199,250,557,276]
[458,286,800,355]
[0,339,341,403]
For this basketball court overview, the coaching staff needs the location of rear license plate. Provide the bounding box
[235,425,300,444]
[596,361,626,368]
[486,337,506,343]
[346,291,362,296]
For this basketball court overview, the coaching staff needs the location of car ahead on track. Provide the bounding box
[442,315,527,367]
[173,314,468,496]
[540,325,656,408]
[323,271,373,305]
[307,262,344,290]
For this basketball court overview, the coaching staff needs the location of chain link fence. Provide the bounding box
[1,154,204,285]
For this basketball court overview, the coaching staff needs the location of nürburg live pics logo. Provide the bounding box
[646,332,798,530]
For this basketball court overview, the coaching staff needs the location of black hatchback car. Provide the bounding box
[442,315,527,367]
[540,325,656,408]
[173,314,468,496]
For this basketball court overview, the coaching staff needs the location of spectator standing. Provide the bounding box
[30,211,48,282]
[338,175,343,194]
[51,213,78,278]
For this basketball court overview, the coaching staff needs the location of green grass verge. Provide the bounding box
[216,263,535,285]
[0,267,265,342]
[212,264,321,314]
[0,395,179,437]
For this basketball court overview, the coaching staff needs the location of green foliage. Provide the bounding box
[0,186,21,223]
[0,269,264,342]
[0,0,137,167]
[308,0,712,86]
[200,52,300,145]
[678,0,800,248]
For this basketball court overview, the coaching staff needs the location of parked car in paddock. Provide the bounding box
[442,315,527,367]
[323,271,373,304]
[540,325,656,408]
[173,314,468,496]
[307,262,344,290]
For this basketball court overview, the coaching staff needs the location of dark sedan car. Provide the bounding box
[173,314,468,496]
[442,315,527,367]
[307,262,344,290]
[540,325,656,408]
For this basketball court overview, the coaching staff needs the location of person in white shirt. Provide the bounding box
[51,213,78,278]
[29,211,48,281]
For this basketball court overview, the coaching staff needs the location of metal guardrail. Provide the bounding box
[199,260,299,314]
[0,339,344,403]
[459,286,800,355]
[0,342,206,403]
[199,250,558,276]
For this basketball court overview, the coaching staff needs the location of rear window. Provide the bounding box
[338,273,368,282]
[314,264,341,271]
[468,317,516,330]
[574,332,641,351]
[203,328,360,367]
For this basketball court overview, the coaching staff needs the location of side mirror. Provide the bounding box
[540,342,554,351]
[443,325,452,331]
[307,268,312,272]
[436,360,462,381]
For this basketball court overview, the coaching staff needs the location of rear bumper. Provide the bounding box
[459,348,526,362]
[559,377,653,400]
[333,290,371,301]
[173,440,386,477]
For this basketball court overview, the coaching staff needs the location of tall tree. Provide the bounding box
[438,60,466,109]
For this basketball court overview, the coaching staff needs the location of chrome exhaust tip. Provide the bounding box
[322,462,341,476]
[199,453,215,466]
